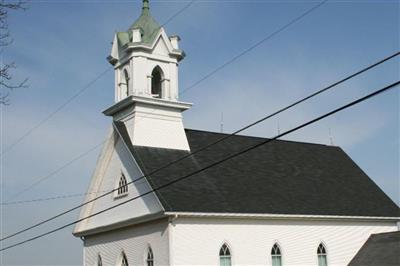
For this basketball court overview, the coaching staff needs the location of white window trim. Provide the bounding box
[113,172,129,199]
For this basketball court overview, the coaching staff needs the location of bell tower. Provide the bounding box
[104,0,192,151]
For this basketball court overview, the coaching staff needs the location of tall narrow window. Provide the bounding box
[97,254,102,266]
[271,243,282,266]
[123,69,130,97]
[146,246,154,266]
[120,69,130,99]
[120,252,129,266]
[317,243,327,266]
[219,243,231,266]
[151,67,163,98]
[117,174,128,196]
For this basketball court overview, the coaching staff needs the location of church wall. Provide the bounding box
[84,218,170,266]
[170,217,398,266]
[74,134,163,234]
[124,103,190,151]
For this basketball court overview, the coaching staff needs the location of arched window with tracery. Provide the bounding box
[97,254,102,266]
[146,246,154,266]
[219,243,231,266]
[117,173,128,196]
[271,243,282,266]
[151,67,163,98]
[118,252,129,266]
[317,243,327,266]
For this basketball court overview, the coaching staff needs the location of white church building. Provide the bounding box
[73,1,400,265]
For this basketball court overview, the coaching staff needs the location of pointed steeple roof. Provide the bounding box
[129,0,161,45]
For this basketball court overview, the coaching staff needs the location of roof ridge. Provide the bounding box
[370,230,400,237]
[184,128,338,148]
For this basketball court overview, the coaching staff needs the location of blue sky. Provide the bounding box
[1,0,399,265]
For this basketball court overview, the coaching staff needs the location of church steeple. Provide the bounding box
[105,2,191,151]
[128,0,161,46]
[142,0,150,11]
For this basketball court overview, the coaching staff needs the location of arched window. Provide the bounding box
[120,69,130,99]
[123,69,130,97]
[97,254,102,266]
[146,246,154,266]
[219,243,231,266]
[317,243,327,266]
[117,174,128,196]
[151,67,163,98]
[271,243,282,266]
[119,252,129,266]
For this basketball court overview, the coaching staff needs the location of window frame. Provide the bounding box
[114,172,129,199]
[150,66,164,99]
[271,243,283,266]
[317,242,328,266]
[97,254,102,266]
[119,67,130,100]
[219,243,232,266]
[146,246,154,266]
[118,251,129,266]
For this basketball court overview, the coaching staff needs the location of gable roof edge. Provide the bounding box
[112,121,167,212]
[165,212,400,222]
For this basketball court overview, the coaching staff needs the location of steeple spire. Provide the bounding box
[143,0,150,11]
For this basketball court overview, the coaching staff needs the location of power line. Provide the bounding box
[161,0,196,26]
[1,80,398,252]
[1,191,105,206]
[0,67,112,157]
[0,0,331,201]
[1,1,199,202]
[1,52,398,241]
[0,0,197,158]
[4,139,107,202]
[180,0,328,95]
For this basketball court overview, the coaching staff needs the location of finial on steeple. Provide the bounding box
[143,0,150,10]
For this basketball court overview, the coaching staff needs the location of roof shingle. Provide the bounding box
[348,231,400,266]
[115,122,400,217]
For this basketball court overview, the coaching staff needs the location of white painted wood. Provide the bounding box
[84,219,170,266]
[106,25,191,151]
[169,217,398,266]
[73,129,163,235]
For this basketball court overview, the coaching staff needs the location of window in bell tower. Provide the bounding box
[151,66,163,98]
[119,69,130,99]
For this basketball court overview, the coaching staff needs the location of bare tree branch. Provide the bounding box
[0,0,28,104]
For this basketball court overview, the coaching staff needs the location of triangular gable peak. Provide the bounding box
[109,20,184,66]
[73,125,164,237]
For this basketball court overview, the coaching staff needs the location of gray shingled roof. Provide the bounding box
[348,231,400,266]
[115,122,400,217]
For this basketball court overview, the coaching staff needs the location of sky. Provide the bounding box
[0,0,399,265]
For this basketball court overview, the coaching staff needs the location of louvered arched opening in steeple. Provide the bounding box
[119,68,130,100]
[151,66,163,98]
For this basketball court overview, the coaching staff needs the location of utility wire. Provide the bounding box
[1,80,398,252]
[161,0,196,26]
[0,0,335,201]
[1,1,199,202]
[0,0,197,158]
[1,52,398,241]
[180,0,328,95]
[5,140,107,202]
[1,191,106,206]
[0,67,112,157]
[3,51,400,206]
